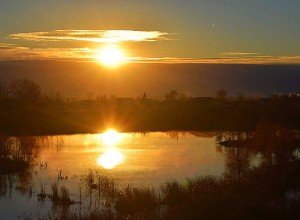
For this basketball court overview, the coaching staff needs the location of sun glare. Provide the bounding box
[96,45,125,67]
[97,149,124,169]
[102,129,122,146]
[95,129,129,169]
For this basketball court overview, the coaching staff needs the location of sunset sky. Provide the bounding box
[1,0,300,64]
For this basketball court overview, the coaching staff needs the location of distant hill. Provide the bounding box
[0,60,299,98]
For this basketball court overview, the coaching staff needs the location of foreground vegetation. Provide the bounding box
[2,162,300,219]
[16,161,300,220]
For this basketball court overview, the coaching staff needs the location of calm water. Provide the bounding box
[0,131,233,219]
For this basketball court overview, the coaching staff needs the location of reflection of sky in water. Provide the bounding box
[0,131,226,218]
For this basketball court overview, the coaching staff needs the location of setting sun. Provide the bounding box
[96,45,126,67]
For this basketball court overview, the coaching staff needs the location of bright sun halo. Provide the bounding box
[96,45,125,67]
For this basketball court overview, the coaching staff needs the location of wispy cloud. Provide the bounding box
[1,43,300,64]
[220,52,259,56]
[129,56,300,64]
[10,30,174,43]
[0,43,25,50]
[0,43,93,60]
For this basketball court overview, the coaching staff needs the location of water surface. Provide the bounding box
[0,131,226,218]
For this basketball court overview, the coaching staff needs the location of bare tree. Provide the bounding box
[9,79,41,103]
[165,90,179,101]
[142,92,147,100]
[215,88,228,102]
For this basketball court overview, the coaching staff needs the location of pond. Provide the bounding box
[0,130,259,219]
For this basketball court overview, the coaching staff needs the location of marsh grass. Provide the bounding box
[48,182,75,206]
[73,156,300,220]
[16,160,300,220]
[60,185,72,204]
[0,133,34,174]
[37,182,46,201]
[51,182,59,201]
[81,170,118,205]
[160,164,300,220]
[116,185,160,215]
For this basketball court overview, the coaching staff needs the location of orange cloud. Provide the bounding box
[128,56,300,64]
[0,43,93,60]
[1,43,300,64]
[220,52,259,56]
[10,30,174,43]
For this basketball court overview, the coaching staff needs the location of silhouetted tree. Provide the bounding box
[215,88,228,102]
[0,82,8,100]
[165,90,179,101]
[237,93,244,102]
[9,79,41,103]
[142,92,147,100]
[86,91,94,100]
[179,93,188,102]
[0,82,2,100]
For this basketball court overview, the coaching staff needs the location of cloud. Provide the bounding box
[0,43,23,50]
[10,30,174,43]
[220,52,259,56]
[1,43,300,64]
[0,44,93,60]
[129,56,300,64]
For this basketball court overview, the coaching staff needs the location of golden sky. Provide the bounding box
[1,0,300,64]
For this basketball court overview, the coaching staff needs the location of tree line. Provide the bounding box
[0,79,300,135]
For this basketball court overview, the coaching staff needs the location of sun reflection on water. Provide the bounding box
[97,129,126,169]
[97,149,124,169]
[101,129,122,146]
